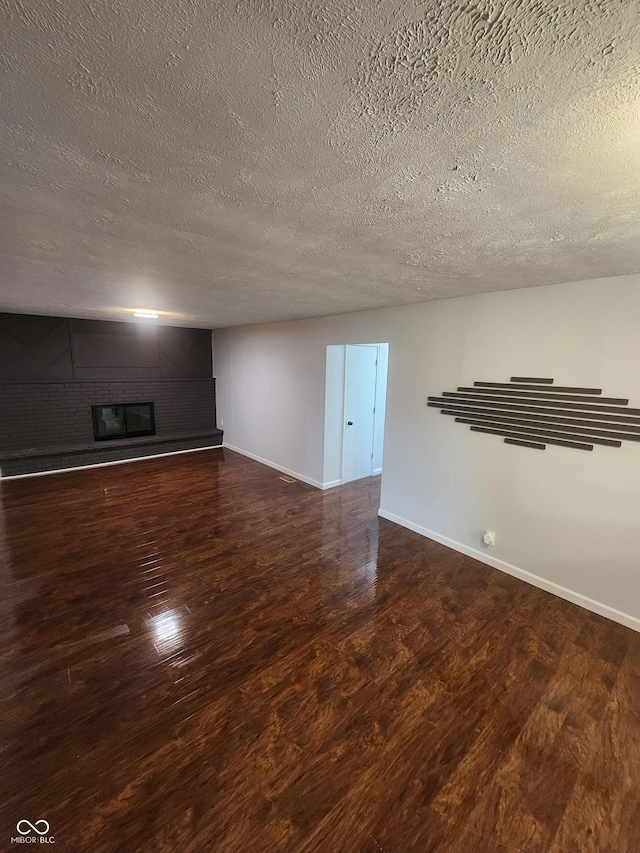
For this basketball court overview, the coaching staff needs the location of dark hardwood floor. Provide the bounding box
[1,448,639,852]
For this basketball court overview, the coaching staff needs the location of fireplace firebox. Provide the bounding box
[91,402,156,441]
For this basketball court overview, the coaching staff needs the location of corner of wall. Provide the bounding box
[378,507,640,634]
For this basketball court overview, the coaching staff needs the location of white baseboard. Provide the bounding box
[378,508,640,634]
[321,479,342,490]
[223,443,323,489]
[1,445,223,481]
[322,472,383,489]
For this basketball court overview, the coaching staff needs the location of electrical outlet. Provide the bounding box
[482,530,495,547]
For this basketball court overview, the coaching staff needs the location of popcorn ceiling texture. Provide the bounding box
[0,0,639,327]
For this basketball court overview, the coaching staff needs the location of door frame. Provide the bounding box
[322,342,389,489]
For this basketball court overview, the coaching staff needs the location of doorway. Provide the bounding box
[323,343,389,488]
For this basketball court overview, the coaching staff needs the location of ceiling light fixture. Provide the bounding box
[133,309,159,319]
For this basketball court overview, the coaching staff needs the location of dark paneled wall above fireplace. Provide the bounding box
[0,313,212,380]
[0,313,222,476]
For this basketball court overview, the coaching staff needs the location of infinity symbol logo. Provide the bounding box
[16,820,50,835]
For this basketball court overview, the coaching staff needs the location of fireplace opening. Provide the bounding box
[92,402,156,441]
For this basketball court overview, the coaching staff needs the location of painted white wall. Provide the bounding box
[372,343,389,474]
[212,274,640,630]
[323,345,346,487]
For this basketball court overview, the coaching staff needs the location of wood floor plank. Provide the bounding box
[1,448,639,851]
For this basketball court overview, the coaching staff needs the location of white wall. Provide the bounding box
[212,274,640,630]
[323,345,346,487]
[372,343,389,474]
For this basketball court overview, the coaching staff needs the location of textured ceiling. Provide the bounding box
[1,0,639,328]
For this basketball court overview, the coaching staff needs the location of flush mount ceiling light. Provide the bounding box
[132,309,159,319]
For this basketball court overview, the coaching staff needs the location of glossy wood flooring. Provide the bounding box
[1,449,640,852]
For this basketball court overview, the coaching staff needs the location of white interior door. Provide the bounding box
[342,345,378,484]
